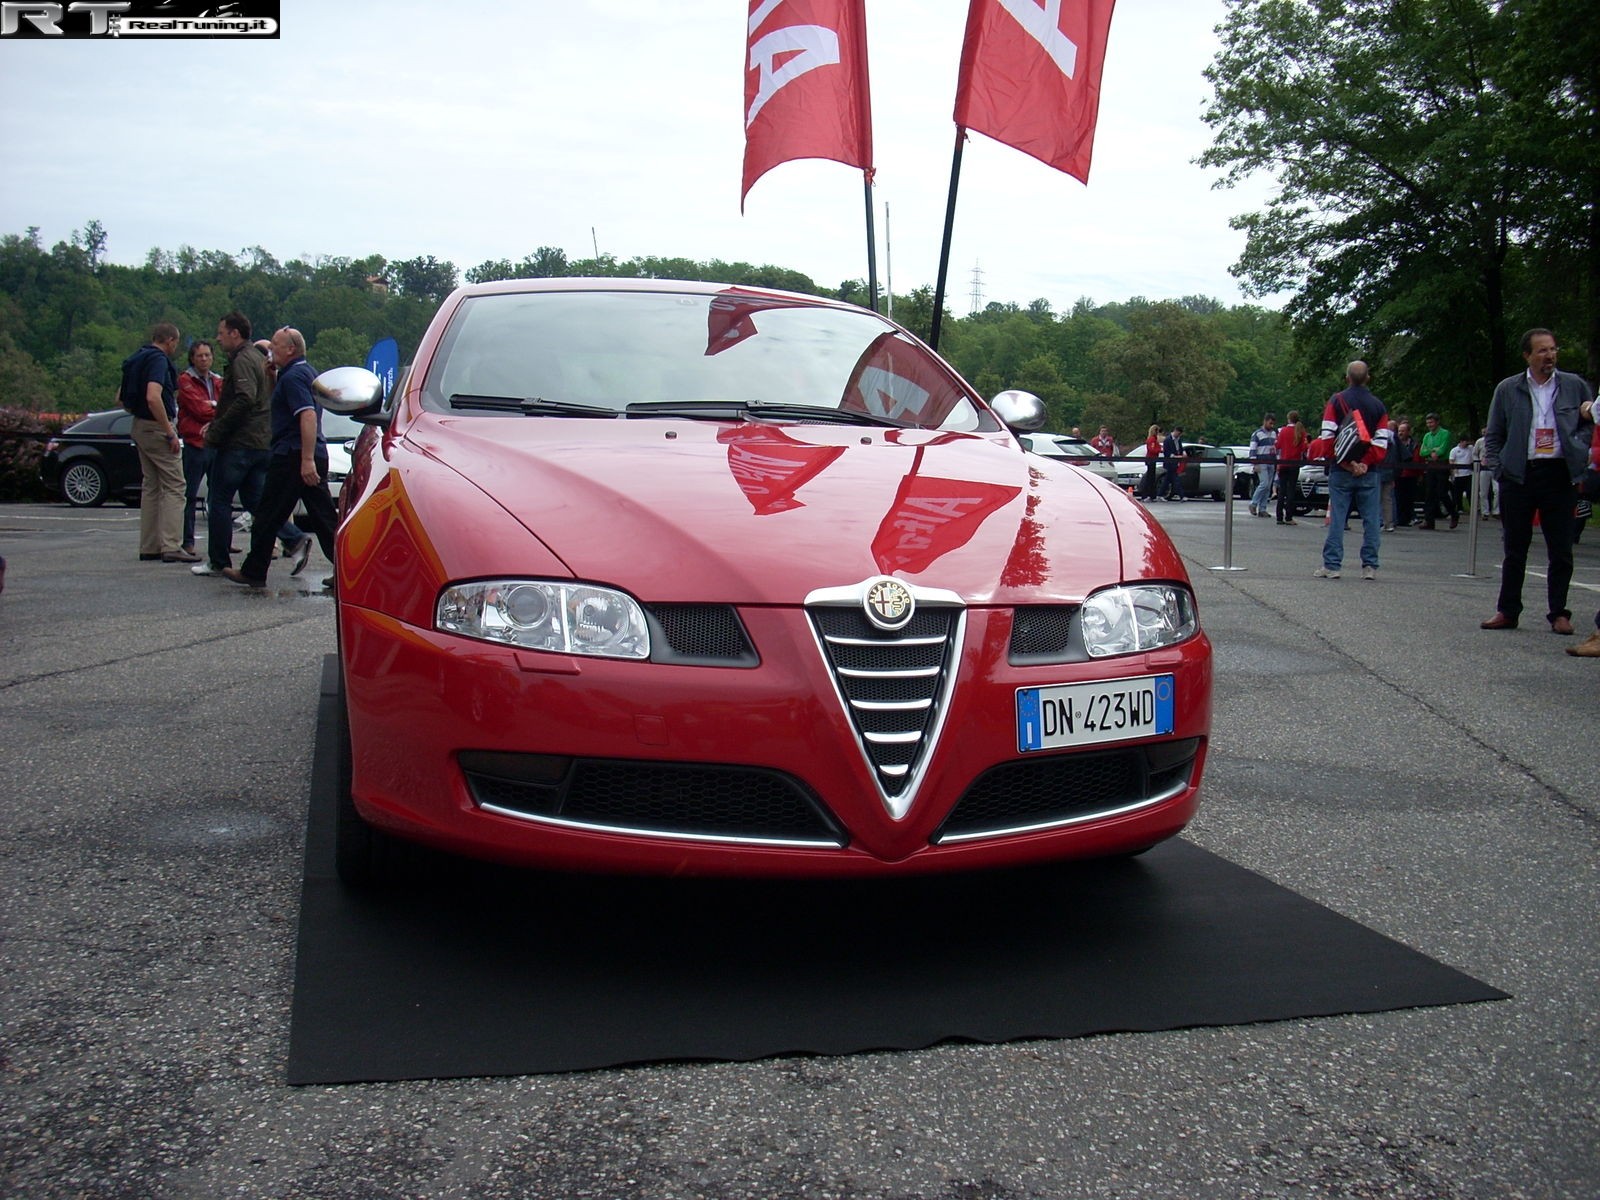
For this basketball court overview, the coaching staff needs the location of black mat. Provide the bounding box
[289,661,1506,1085]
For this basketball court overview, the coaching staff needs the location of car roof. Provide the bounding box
[452,276,855,312]
[68,409,127,430]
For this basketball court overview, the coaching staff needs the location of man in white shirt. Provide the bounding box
[1480,328,1596,634]
[1472,426,1496,518]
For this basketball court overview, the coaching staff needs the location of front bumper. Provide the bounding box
[339,602,1212,878]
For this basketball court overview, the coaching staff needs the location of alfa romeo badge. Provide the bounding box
[863,577,915,631]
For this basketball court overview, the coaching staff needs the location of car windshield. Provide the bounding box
[420,289,996,433]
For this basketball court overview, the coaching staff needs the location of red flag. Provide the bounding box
[953,0,1116,183]
[742,0,873,207]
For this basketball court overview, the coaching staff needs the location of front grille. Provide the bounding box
[934,739,1200,842]
[809,603,961,799]
[462,753,845,846]
[644,603,757,666]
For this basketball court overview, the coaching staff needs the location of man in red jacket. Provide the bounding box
[1308,361,1392,581]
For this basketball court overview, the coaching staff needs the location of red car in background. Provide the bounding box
[324,279,1213,884]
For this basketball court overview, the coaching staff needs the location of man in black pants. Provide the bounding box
[223,327,338,589]
[1479,328,1596,634]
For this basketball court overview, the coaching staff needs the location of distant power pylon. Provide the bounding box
[969,262,985,314]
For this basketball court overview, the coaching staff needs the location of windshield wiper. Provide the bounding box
[448,394,617,417]
[624,400,909,428]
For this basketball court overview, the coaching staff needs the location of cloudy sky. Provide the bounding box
[0,1,1275,314]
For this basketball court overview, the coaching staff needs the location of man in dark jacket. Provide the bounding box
[223,327,338,588]
[1159,426,1185,501]
[196,312,309,576]
[124,322,193,562]
[1480,328,1596,634]
[1310,361,1392,581]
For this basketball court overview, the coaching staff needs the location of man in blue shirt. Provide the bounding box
[222,327,339,588]
[123,322,195,562]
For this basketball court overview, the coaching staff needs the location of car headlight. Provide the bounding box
[1079,585,1197,658]
[436,580,650,659]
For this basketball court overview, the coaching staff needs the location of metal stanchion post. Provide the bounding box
[1454,461,1482,577]
[1211,451,1248,572]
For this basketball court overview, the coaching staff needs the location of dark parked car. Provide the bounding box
[40,410,142,507]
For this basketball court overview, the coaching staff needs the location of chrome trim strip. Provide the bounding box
[864,730,921,745]
[837,665,940,679]
[806,582,965,607]
[851,698,932,712]
[476,801,846,849]
[825,634,947,648]
[931,778,1191,845]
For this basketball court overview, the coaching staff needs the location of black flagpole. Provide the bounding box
[929,127,965,350]
[863,173,880,313]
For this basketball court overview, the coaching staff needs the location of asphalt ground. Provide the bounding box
[0,495,1595,1200]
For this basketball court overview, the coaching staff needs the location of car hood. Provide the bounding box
[408,416,1136,605]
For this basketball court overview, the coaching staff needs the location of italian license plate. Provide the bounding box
[1016,675,1175,752]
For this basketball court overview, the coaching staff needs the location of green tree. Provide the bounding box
[466,258,516,284]
[73,219,108,272]
[520,246,570,277]
[388,255,458,303]
[309,327,368,371]
[1498,0,1600,380]
[1199,0,1587,428]
[0,328,56,411]
[1092,301,1235,436]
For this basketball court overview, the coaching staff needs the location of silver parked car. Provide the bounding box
[1019,432,1119,483]
[1119,442,1232,500]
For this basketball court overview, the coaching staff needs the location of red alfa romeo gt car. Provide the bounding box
[325,279,1212,884]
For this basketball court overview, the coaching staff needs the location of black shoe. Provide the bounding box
[288,534,314,577]
[139,553,162,561]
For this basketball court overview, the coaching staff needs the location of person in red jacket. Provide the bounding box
[1307,361,1392,580]
[1140,424,1161,499]
[1274,410,1307,525]
[176,339,220,558]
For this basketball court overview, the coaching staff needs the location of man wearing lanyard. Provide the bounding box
[1480,328,1596,634]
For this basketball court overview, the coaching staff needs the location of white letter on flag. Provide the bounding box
[747,24,842,126]
[997,0,1077,78]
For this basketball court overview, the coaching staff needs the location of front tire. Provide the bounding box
[61,460,107,507]
[332,665,423,887]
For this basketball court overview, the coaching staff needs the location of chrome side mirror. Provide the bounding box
[990,389,1047,433]
[316,366,384,415]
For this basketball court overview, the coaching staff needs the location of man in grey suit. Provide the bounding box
[1480,328,1596,634]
